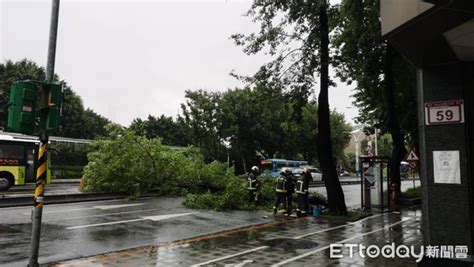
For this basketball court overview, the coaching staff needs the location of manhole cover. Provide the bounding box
[264,238,318,249]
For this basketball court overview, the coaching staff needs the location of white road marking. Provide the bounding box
[67,212,195,230]
[93,203,144,210]
[67,218,146,229]
[44,208,161,221]
[22,201,145,215]
[294,213,386,239]
[228,259,254,267]
[271,217,414,266]
[191,246,269,267]
[191,213,394,266]
[142,212,194,221]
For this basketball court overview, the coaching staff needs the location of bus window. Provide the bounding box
[260,159,308,177]
[0,144,24,161]
[275,162,287,170]
[259,160,273,175]
[26,149,36,182]
[261,163,272,172]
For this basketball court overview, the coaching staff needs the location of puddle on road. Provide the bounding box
[264,238,318,250]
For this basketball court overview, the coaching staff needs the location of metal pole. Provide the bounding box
[360,158,363,210]
[29,1,59,266]
[28,141,47,267]
[387,160,391,211]
[352,129,362,179]
[355,142,359,178]
[374,128,378,156]
[46,0,60,81]
[379,161,383,212]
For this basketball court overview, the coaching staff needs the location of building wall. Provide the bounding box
[380,0,434,35]
[418,62,473,250]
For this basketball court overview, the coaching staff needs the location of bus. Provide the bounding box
[0,132,91,191]
[260,158,308,177]
[0,133,51,191]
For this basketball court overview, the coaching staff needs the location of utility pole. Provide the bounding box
[28,0,60,266]
[374,128,378,156]
[351,129,363,179]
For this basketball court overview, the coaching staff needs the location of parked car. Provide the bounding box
[339,170,350,177]
[289,167,304,179]
[298,165,323,182]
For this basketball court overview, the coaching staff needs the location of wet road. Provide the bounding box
[56,208,423,266]
[0,197,273,266]
[311,180,421,208]
[0,181,420,266]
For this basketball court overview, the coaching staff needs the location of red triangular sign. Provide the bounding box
[405,150,419,161]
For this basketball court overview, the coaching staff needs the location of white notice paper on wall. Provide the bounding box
[433,150,461,184]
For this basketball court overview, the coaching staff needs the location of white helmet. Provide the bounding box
[281,167,292,175]
[251,166,259,172]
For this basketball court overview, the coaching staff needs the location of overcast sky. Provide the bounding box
[1,0,357,126]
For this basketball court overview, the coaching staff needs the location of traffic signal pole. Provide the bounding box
[28,0,60,266]
[45,0,60,82]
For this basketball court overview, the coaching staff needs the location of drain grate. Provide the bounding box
[264,238,318,249]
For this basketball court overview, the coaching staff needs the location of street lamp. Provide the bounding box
[350,129,363,178]
[221,137,232,168]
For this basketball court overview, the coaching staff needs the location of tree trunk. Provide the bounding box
[383,44,407,194]
[240,144,247,173]
[316,2,347,215]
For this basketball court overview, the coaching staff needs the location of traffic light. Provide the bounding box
[39,81,62,134]
[7,81,39,134]
[7,80,62,135]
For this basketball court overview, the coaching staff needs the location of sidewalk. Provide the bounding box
[52,207,422,266]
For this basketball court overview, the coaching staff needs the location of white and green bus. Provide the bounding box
[0,133,51,191]
[0,132,91,191]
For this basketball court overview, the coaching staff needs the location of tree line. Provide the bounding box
[0,59,351,176]
[129,86,352,174]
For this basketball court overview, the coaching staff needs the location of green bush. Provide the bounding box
[183,175,251,210]
[51,165,84,179]
[183,175,279,211]
[82,128,237,198]
[401,186,421,199]
[82,127,323,211]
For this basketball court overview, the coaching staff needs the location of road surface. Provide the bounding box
[0,181,420,266]
[311,180,421,208]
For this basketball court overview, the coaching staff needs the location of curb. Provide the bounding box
[310,180,360,187]
[51,179,81,183]
[0,192,148,208]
